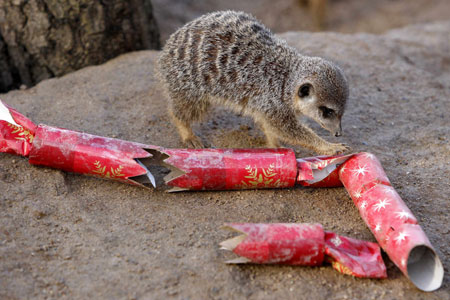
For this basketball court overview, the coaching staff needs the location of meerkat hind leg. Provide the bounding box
[169,95,210,148]
[171,115,204,148]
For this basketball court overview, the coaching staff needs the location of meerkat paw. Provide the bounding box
[183,136,205,148]
[318,143,350,155]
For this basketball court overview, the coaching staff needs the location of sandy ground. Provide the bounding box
[0,20,449,300]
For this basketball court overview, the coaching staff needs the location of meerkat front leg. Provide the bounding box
[295,126,349,155]
[264,113,349,155]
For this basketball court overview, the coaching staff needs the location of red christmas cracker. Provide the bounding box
[29,125,160,186]
[162,148,297,191]
[0,100,444,290]
[220,223,386,278]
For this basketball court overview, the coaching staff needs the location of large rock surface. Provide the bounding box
[0,22,449,299]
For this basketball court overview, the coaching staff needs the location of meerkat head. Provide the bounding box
[293,57,349,137]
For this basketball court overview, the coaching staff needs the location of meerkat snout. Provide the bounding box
[293,57,348,139]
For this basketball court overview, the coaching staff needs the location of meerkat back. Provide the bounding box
[158,11,285,102]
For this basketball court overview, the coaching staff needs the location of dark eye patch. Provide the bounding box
[298,84,311,98]
[319,106,335,118]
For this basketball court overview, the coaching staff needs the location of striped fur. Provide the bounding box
[158,11,349,155]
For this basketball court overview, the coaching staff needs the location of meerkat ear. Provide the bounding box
[297,83,316,103]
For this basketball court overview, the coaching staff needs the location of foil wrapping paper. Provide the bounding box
[220,223,386,278]
[29,125,158,186]
[0,103,36,156]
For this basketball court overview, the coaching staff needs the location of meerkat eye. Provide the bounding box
[298,84,312,98]
[319,106,335,118]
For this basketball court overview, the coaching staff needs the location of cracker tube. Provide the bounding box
[297,153,444,291]
[1,100,297,191]
[0,100,158,187]
[29,125,161,187]
[220,223,387,278]
[159,148,298,192]
[339,153,443,291]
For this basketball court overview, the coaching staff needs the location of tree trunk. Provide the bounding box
[0,0,160,93]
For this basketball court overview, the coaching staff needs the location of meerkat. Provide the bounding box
[158,11,349,155]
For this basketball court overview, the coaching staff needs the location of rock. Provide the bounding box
[0,0,160,93]
[0,22,449,299]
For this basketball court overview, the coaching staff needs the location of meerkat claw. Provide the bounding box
[334,143,350,155]
[317,142,350,155]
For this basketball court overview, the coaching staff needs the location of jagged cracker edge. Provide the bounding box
[137,148,187,192]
